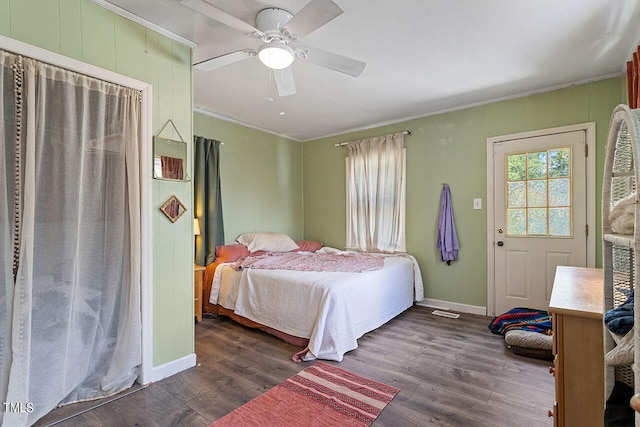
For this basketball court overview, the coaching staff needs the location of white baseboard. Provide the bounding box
[144,353,196,384]
[417,299,487,316]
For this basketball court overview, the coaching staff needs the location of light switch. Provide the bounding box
[473,198,482,210]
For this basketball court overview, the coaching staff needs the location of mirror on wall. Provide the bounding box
[153,136,189,181]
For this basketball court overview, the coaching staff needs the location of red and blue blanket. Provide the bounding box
[488,307,552,335]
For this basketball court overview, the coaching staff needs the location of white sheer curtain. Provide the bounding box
[0,52,142,426]
[0,51,17,423]
[346,133,406,253]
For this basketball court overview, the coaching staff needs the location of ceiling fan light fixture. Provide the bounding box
[258,42,295,70]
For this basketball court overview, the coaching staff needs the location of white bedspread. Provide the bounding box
[210,248,423,361]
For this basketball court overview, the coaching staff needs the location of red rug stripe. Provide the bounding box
[287,365,394,419]
[209,362,398,427]
[284,378,379,422]
[306,362,399,400]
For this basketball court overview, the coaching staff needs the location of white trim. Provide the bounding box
[416,299,486,316]
[89,0,197,48]
[194,107,301,142]
[485,122,596,317]
[486,138,496,318]
[149,353,197,383]
[0,35,155,385]
[585,122,597,267]
[0,35,149,91]
[303,73,621,142]
[138,86,154,385]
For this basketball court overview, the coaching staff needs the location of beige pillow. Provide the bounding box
[235,232,299,253]
[504,329,552,350]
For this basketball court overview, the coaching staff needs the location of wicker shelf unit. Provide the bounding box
[602,105,640,424]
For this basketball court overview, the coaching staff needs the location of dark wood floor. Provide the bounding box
[37,305,554,426]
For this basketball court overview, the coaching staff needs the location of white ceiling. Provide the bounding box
[95,0,640,141]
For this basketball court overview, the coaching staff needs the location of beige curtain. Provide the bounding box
[1,52,142,426]
[346,133,406,253]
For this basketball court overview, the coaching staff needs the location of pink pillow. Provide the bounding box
[295,240,323,252]
[215,244,249,262]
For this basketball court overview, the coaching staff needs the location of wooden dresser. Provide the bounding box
[548,266,604,426]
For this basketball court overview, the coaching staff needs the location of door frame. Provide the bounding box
[485,122,596,316]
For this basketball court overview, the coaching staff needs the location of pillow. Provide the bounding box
[504,329,552,350]
[215,244,249,263]
[235,232,299,253]
[504,330,553,361]
[295,240,323,252]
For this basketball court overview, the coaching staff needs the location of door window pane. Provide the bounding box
[549,148,570,177]
[549,178,570,206]
[527,151,547,179]
[508,154,526,181]
[527,180,547,207]
[508,182,526,207]
[508,209,526,235]
[549,208,571,236]
[528,208,547,234]
[505,147,572,237]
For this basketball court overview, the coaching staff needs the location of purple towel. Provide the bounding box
[437,184,459,264]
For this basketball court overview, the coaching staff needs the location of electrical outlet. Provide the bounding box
[473,198,482,210]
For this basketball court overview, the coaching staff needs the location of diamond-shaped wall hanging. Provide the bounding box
[160,195,187,223]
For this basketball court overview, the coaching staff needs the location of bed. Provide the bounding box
[203,233,424,362]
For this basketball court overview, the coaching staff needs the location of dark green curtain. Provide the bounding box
[194,135,224,266]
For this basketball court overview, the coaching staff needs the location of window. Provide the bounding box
[345,133,406,253]
[506,147,572,236]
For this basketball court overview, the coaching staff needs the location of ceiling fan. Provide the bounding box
[181,0,366,97]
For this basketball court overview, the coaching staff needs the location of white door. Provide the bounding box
[493,130,588,315]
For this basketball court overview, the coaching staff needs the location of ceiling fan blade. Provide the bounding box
[181,0,262,36]
[273,67,296,97]
[194,50,254,72]
[299,46,366,77]
[284,0,343,39]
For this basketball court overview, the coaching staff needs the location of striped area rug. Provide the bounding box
[209,362,399,426]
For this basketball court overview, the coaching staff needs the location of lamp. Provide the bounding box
[258,42,295,70]
[193,218,200,236]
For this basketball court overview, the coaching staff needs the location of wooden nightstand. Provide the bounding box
[194,265,205,322]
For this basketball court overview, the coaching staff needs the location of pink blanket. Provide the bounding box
[234,251,384,273]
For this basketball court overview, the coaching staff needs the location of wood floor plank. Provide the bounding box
[49,383,211,427]
[43,305,556,426]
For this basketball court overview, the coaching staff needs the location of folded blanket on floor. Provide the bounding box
[488,307,552,335]
[605,293,634,335]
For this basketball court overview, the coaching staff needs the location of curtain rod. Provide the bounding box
[334,130,412,147]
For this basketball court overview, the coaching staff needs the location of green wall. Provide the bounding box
[303,78,627,310]
[0,0,194,366]
[194,112,303,242]
[3,0,626,367]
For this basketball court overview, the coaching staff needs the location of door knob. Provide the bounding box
[497,241,504,247]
